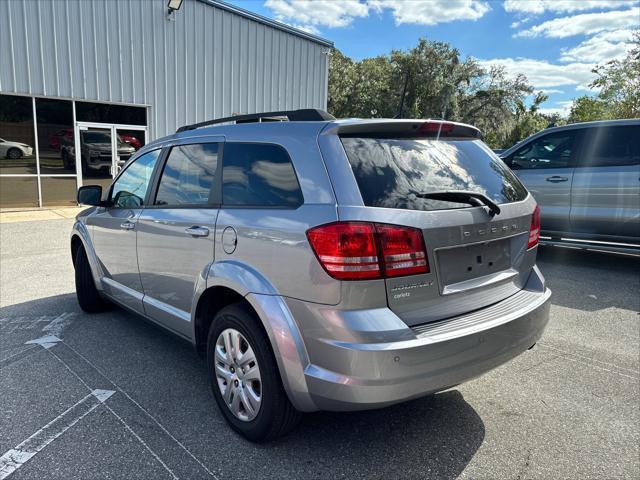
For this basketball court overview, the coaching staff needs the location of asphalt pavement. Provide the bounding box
[0,218,638,479]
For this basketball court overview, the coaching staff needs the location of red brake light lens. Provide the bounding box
[528,205,541,249]
[417,121,455,135]
[376,224,429,277]
[306,222,380,280]
[306,222,429,280]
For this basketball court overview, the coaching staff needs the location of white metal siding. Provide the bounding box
[0,0,330,139]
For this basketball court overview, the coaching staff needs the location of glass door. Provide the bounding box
[75,122,148,190]
[75,125,115,191]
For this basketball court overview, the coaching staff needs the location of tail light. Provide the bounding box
[528,205,541,249]
[306,222,429,280]
[375,224,428,277]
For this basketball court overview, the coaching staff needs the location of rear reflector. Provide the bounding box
[307,222,429,280]
[528,205,541,249]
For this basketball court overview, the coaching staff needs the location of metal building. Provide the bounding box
[0,0,332,208]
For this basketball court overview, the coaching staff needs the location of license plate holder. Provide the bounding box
[436,238,512,289]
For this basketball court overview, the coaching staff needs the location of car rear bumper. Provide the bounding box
[284,266,551,412]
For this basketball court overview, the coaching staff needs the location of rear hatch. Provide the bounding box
[337,121,537,326]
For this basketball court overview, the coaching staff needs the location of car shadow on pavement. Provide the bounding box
[267,391,485,479]
[537,246,640,312]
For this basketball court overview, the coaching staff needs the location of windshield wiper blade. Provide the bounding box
[411,190,501,216]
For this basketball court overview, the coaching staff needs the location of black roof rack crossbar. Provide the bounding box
[176,109,335,133]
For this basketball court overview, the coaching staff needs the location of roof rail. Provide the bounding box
[176,109,336,133]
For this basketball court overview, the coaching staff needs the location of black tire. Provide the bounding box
[7,148,22,159]
[207,303,301,442]
[74,246,112,313]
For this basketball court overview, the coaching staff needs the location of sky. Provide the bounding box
[226,0,640,116]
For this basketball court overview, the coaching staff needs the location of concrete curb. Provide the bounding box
[0,207,86,224]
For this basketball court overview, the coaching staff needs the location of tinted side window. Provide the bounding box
[580,126,640,167]
[222,143,303,207]
[111,150,160,208]
[509,130,579,169]
[155,143,219,206]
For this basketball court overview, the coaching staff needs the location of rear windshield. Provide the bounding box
[341,137,528,211]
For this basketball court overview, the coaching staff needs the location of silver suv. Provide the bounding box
[500,119,640,249]
[72,109,551,441]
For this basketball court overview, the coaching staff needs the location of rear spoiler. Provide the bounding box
[336,120,482,140]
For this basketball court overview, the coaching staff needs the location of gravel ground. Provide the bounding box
[1,218,638,479]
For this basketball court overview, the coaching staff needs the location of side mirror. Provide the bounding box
[77,185,103,206]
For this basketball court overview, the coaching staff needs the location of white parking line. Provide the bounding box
[24,334,61,350]
[0,389,115,479]
[47,348,182,480]
[60,341,218,480]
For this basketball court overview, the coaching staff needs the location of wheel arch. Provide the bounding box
[192,262,316,412]
[70,221,104,290]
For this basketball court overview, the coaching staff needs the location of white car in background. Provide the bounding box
[0,137,33,159]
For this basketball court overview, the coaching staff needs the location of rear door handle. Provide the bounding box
[185,226,210,237]
[120,221,135,230]
[546,176,568,183]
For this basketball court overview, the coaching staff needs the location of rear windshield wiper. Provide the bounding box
[411,190,501,216]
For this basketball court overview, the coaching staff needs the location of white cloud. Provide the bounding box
[538,101,574,117]
[515,9,640,39]
[479,57,596,90]
[369,0,490,26]
[503,0,635,14]
[559,29,635,63]
[264,0,491,31]
[510,18,531,28]
[536,88,564,95]
[264,0,369,29]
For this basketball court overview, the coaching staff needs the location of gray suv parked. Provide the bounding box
[500,119,640,247]
[72,109,551,441]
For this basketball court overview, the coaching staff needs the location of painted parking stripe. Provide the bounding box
[24,334,62,350]
[48,342,218,479]
[0,389,115,479]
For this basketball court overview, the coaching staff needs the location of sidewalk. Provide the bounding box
[0,207,86,224]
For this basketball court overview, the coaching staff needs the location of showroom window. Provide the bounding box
[0,94,37,175]
[0,94,149,209]
[35,98,75,175]
[75,102,146,125]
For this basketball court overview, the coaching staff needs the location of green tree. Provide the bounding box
[327,49,358,118]
[590,31,640,118]
[326,37,554,148]
[568,96,611,123]
[503,92,550,147]
[569,31,639,123]
[460,66,535,147]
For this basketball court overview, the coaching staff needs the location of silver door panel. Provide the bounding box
[137,208,218,331]
[514,168,574,233]
[89,208,145,313]
[570,165,640,240]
